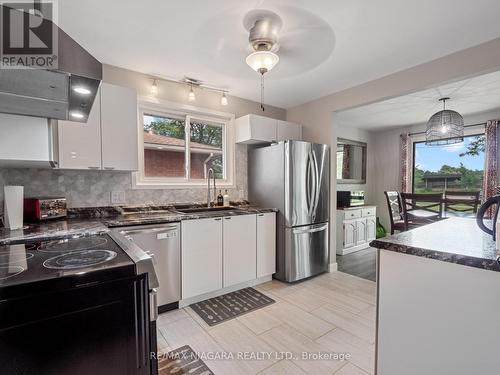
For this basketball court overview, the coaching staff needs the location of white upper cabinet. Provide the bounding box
[235,114,302,144]
[100,83,139,171]
[58,83,138,171]
[276,120,302,142]
[58,91,102,170]
[236,114,277,144]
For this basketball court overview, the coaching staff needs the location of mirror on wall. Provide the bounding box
[336,138,367,184]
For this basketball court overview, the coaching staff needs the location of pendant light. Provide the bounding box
[150,79,158,96]
[220,92,228,106]
[188,85,196,102]
[425,97,464,145]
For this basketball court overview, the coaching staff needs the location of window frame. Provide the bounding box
[411,131,485,193]
[133,97,235,189]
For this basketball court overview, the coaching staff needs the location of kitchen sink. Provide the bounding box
[174,206,243,214]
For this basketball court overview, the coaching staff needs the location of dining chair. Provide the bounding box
[399,192,443,230]
[384,191,407,235]
[443,191,481,214]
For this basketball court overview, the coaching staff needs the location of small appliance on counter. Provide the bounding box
[24,197,67,222]
[337,190,365,208]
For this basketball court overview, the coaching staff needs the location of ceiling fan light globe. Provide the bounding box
[246,51,279,73]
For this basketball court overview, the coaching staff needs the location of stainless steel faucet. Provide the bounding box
[207,168,216,207]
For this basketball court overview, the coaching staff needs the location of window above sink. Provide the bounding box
[133,98,236,189]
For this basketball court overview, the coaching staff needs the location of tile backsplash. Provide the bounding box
[0,145,248,209]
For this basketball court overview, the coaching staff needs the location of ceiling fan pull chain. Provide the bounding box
[261,73,265,111]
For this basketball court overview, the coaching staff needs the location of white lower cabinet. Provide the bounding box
[181,213,276,301]
[336,206,377,255]
[355,219,367,245]
[366,216,376,241]
[257,212,276,278]
[223,215,257,287]
[181,217,223,299]
[343,220,357,249]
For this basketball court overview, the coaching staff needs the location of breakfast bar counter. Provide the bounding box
[370,217,500,375]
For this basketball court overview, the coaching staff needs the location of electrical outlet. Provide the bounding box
[110,190,126,205]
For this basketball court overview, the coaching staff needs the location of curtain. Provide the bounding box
[482,120,499,212]
[342,145,350,179]
[400,133,412,192]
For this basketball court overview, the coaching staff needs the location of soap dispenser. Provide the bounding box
[223,189,230,207]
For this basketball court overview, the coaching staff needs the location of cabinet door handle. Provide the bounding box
[214,218,222,221]
[88,166,100,170]
[258,214,264,217]
[224,217,231,220]
[104,166,115,170]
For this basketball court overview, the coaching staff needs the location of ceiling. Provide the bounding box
[58,0,500,109]
[335,70,500,130]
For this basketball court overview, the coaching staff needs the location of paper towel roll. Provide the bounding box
[4,186,24,230]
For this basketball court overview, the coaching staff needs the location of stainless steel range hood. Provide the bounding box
[0,6,102,123]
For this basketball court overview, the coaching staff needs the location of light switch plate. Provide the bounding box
[111,190,126,205]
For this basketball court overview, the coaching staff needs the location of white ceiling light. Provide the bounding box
[220,92,228,106]
[188,85,196,101]
[73,86,91,95]
[150,79,158,96]
[246,51,279,74]
[70,111,84,119]
[244,13,282,111]
[425,97,464,145]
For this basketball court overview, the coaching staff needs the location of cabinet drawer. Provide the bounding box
[362,208,376,217]
[344,210,362,220]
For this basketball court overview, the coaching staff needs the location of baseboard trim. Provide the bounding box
[337,243,372,256]
[179,275,273,308]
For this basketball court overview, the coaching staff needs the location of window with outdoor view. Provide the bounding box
[141,110,227,183]
[413,134,485,196]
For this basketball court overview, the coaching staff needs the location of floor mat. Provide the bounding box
[190,287,275,326]
[158,345,214,375]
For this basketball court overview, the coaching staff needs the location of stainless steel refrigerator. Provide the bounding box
[248,141,330,282]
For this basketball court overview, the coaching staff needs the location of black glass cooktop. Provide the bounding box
[0,234,134,293]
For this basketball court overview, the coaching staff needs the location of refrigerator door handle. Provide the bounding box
[293,223,328,235]
[307,150,318,217]
[311,149,322,216]
[306,151,313,216]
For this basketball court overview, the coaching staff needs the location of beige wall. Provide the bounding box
[103,65,286,120]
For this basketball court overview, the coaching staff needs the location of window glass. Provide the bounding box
[143,114,186,178]
[413,134,485,195]
[189,120,224,179]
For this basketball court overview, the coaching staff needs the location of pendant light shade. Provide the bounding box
[246,51,279,74]
[425,98,464,145]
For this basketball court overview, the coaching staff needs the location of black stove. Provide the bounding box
[0,234,135,297]
[0,232,156,375]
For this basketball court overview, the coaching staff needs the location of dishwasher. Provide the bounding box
[118,223,181,312]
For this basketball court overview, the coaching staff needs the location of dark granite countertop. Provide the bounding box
[370,217,500,272]
[0,204,278,244]
[0,220,108,245]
